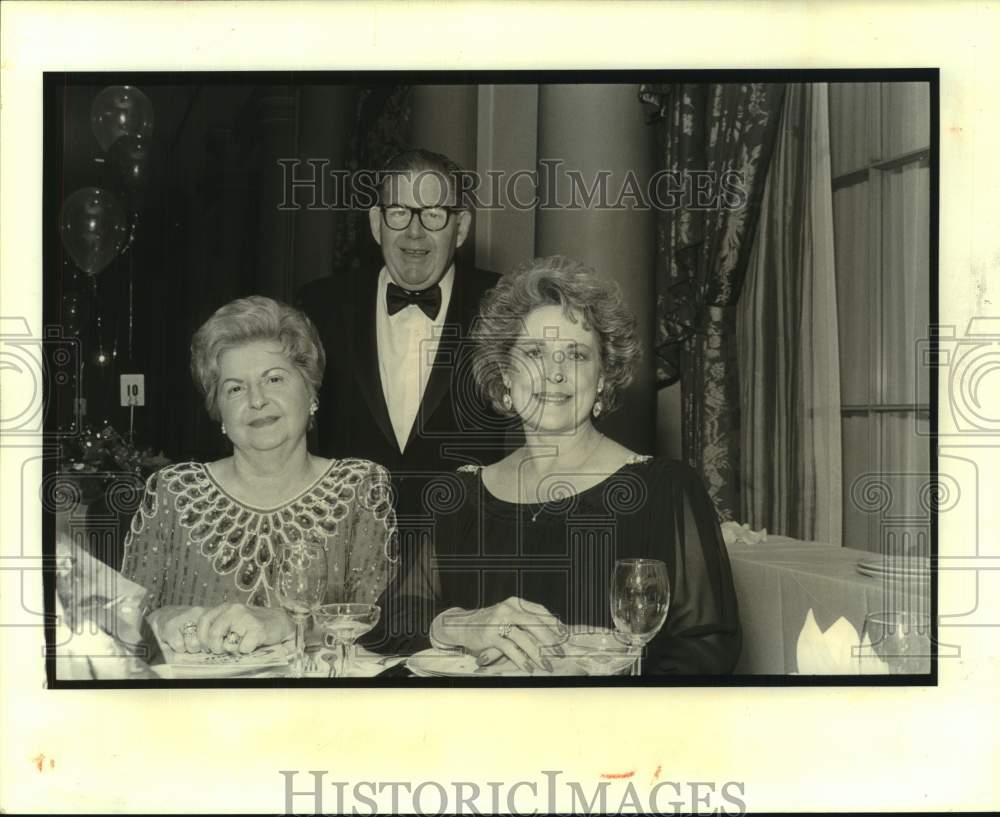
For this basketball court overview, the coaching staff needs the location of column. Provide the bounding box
[410,85,478,265]
[474,84,538,274]
[535,83,657,452]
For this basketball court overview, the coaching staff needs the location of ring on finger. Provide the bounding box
[498,621,514,639]
[182,622,198,636]
[224,630,244,647]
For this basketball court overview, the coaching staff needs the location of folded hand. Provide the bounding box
[434,596,568,673]
[153,603,293,655]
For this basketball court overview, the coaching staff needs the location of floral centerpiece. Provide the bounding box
[59,423,170,505]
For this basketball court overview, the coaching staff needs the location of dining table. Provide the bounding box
[54,529,932,680]
[60,629,636,680]
[726,536,931,674]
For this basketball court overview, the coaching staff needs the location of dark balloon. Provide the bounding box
[109,133,154,192]
[90,85,154,152]
[108,132,157,214]
[60,188,128,276]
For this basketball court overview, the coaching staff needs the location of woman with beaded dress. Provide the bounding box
[122,296,406,656]
[428,257,741,675]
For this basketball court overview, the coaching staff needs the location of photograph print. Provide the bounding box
[43,71,935,685]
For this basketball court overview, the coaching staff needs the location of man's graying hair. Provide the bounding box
[378,148,473,207]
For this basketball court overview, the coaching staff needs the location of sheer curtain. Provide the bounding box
[738,84,843,544]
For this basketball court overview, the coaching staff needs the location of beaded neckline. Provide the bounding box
[126,459,395,607]
[202,459,338,513]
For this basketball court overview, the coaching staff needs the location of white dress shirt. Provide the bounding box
[376,265,455,452]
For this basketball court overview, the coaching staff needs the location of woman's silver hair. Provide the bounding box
[190,296,325,422]
[470,255,641,418]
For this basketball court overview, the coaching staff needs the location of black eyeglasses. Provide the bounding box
[380,205,460,232]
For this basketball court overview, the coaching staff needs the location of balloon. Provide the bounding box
[90,85,154,152]
[60,188,128,276]
[109,132,154,192]
[108,132,156,215]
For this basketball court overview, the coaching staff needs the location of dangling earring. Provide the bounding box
[501,389,513,411]
[592,381,604,419]
[221,422,227,435]
[309,401,318,416]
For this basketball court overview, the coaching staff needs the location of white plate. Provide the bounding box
[407,628,638,677]
[152,662,287,679]
[407,649,584,677]
[560,630,639,676]
[152,628,293,677]
[856,556,931,578]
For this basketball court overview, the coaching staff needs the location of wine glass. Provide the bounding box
[314,603,381,677]
[859,611,931,674]
[609,558,671,676]
[272,542,329,678]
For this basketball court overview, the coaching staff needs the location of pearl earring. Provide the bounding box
[221,423,227,435]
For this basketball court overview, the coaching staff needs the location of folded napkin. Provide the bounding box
[54,593,158,680]
[54,534,159,679]
[56,533,150,649]
[721,520,768,547]
[795,609,889,675]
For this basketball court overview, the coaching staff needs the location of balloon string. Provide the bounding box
[94,283,106,363]
[119,212,139,256]
[128,251,135,362]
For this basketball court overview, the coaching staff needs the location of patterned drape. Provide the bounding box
[640,83,785,519]
[331,85,413,276]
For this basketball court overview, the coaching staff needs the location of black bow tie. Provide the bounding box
[385,282,442,320]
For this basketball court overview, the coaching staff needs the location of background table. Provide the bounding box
[728,537,931,674]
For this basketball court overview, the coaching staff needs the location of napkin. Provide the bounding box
[721,520,768,546]
[54,533,158,678]
[56,533,150,650]
[54,592,158,680]
[795,609,889,675]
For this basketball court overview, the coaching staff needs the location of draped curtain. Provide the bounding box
[330,85,413,278]
[738,84,842,544]
[640,83,785,520]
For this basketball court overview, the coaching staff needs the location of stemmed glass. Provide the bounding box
[859,611,931,674]
[609,558,671,676]
[273,542,328,678]
[314,602,381,678]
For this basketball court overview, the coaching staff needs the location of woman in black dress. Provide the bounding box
[428,256,740,675]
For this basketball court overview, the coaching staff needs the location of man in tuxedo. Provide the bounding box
[298,149,512,520]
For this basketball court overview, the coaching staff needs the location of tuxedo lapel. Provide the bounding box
[349,273,396,449]
[408,304,459,450]
[405,268,479,451]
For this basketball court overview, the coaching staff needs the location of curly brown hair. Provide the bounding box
[471,255,641,418]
